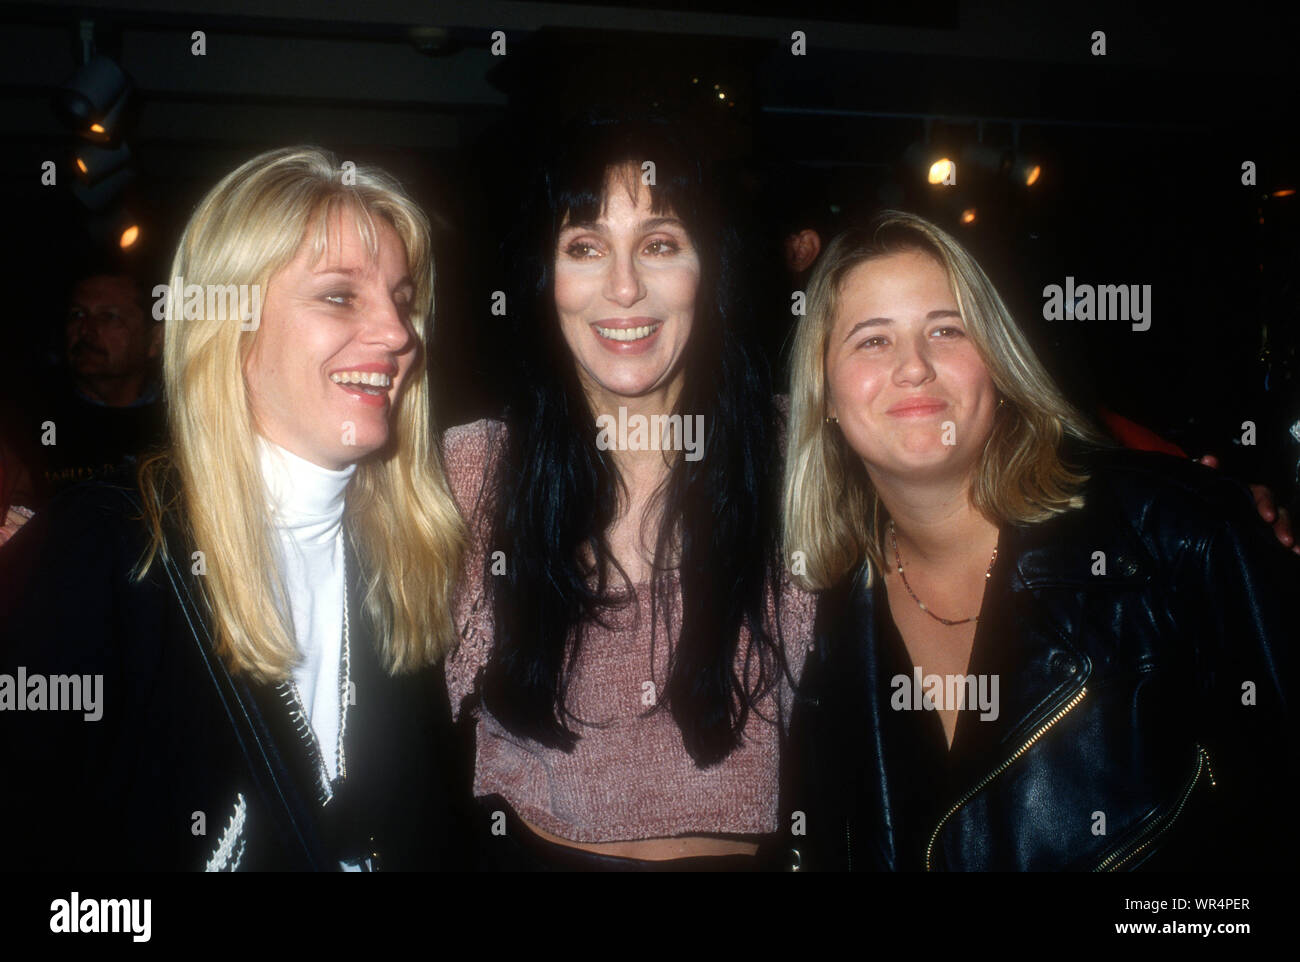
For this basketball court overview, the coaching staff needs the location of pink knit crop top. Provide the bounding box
[441,418,817,843]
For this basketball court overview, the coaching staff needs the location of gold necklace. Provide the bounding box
[888,520,998,626]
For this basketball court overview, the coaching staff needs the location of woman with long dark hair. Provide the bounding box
[444,117,815,868]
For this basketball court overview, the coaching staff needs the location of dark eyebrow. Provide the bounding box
[638,216,687,233]
[842,310,962,343]
[559,216,687,234]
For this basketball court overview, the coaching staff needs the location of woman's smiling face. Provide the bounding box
[243,208,419,469]
[552,164,701,412]
[825,248,999,485]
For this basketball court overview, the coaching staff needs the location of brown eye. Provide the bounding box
[644,238,680,256]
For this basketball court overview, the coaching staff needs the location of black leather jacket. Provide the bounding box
[0,480,473,870]
[780,450,1297,871]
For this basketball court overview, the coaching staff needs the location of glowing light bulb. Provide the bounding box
[928,159,955,184]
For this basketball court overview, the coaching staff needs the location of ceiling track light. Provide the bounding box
[71,143,134,211]
[57,54,133,143]
[56,20,133,144]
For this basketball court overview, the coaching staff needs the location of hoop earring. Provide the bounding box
[824,415,839,424]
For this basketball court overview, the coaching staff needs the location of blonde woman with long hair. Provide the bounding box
[0,147,469,871]
[780,210,1295,871]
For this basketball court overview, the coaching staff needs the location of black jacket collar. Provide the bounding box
[834,496,1153,861]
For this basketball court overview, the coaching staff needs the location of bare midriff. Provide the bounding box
[519,814,760,860]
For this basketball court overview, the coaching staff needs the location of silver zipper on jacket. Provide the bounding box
[1093,744,1216,872]
[925,685,1089,871]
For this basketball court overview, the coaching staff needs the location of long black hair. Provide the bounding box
[480,115,784,767]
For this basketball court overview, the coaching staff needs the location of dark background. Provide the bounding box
[3,0,1298,500]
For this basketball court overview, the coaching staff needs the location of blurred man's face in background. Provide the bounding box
[65,275,159,403]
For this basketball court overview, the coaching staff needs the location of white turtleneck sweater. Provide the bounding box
[256,436,356,788]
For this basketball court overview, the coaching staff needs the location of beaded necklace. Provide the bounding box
[888,519,998,627]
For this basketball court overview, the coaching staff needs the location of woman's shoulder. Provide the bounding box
[441,417,507,519]
[443,416,505,448]
[442,418,507,467]
[1054,447,1283,569]
[0,480,160,651]
[1,480,147,561]
[1080,448,1258,528]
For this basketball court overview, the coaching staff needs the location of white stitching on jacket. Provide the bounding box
[204,793,247,872]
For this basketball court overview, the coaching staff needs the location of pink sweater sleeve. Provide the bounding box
[440,419,504,720]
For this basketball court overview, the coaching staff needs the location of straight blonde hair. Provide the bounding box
[135,146,464,680]
[783,210,1109,592]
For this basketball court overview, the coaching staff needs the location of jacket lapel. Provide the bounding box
[857,492,1157,866]
[830,564,932,871]
[153,492,335,870]
[927,500,1158,866]
[946,543,1088,773]
[951,499,1153,761]
[840,567,907,871]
